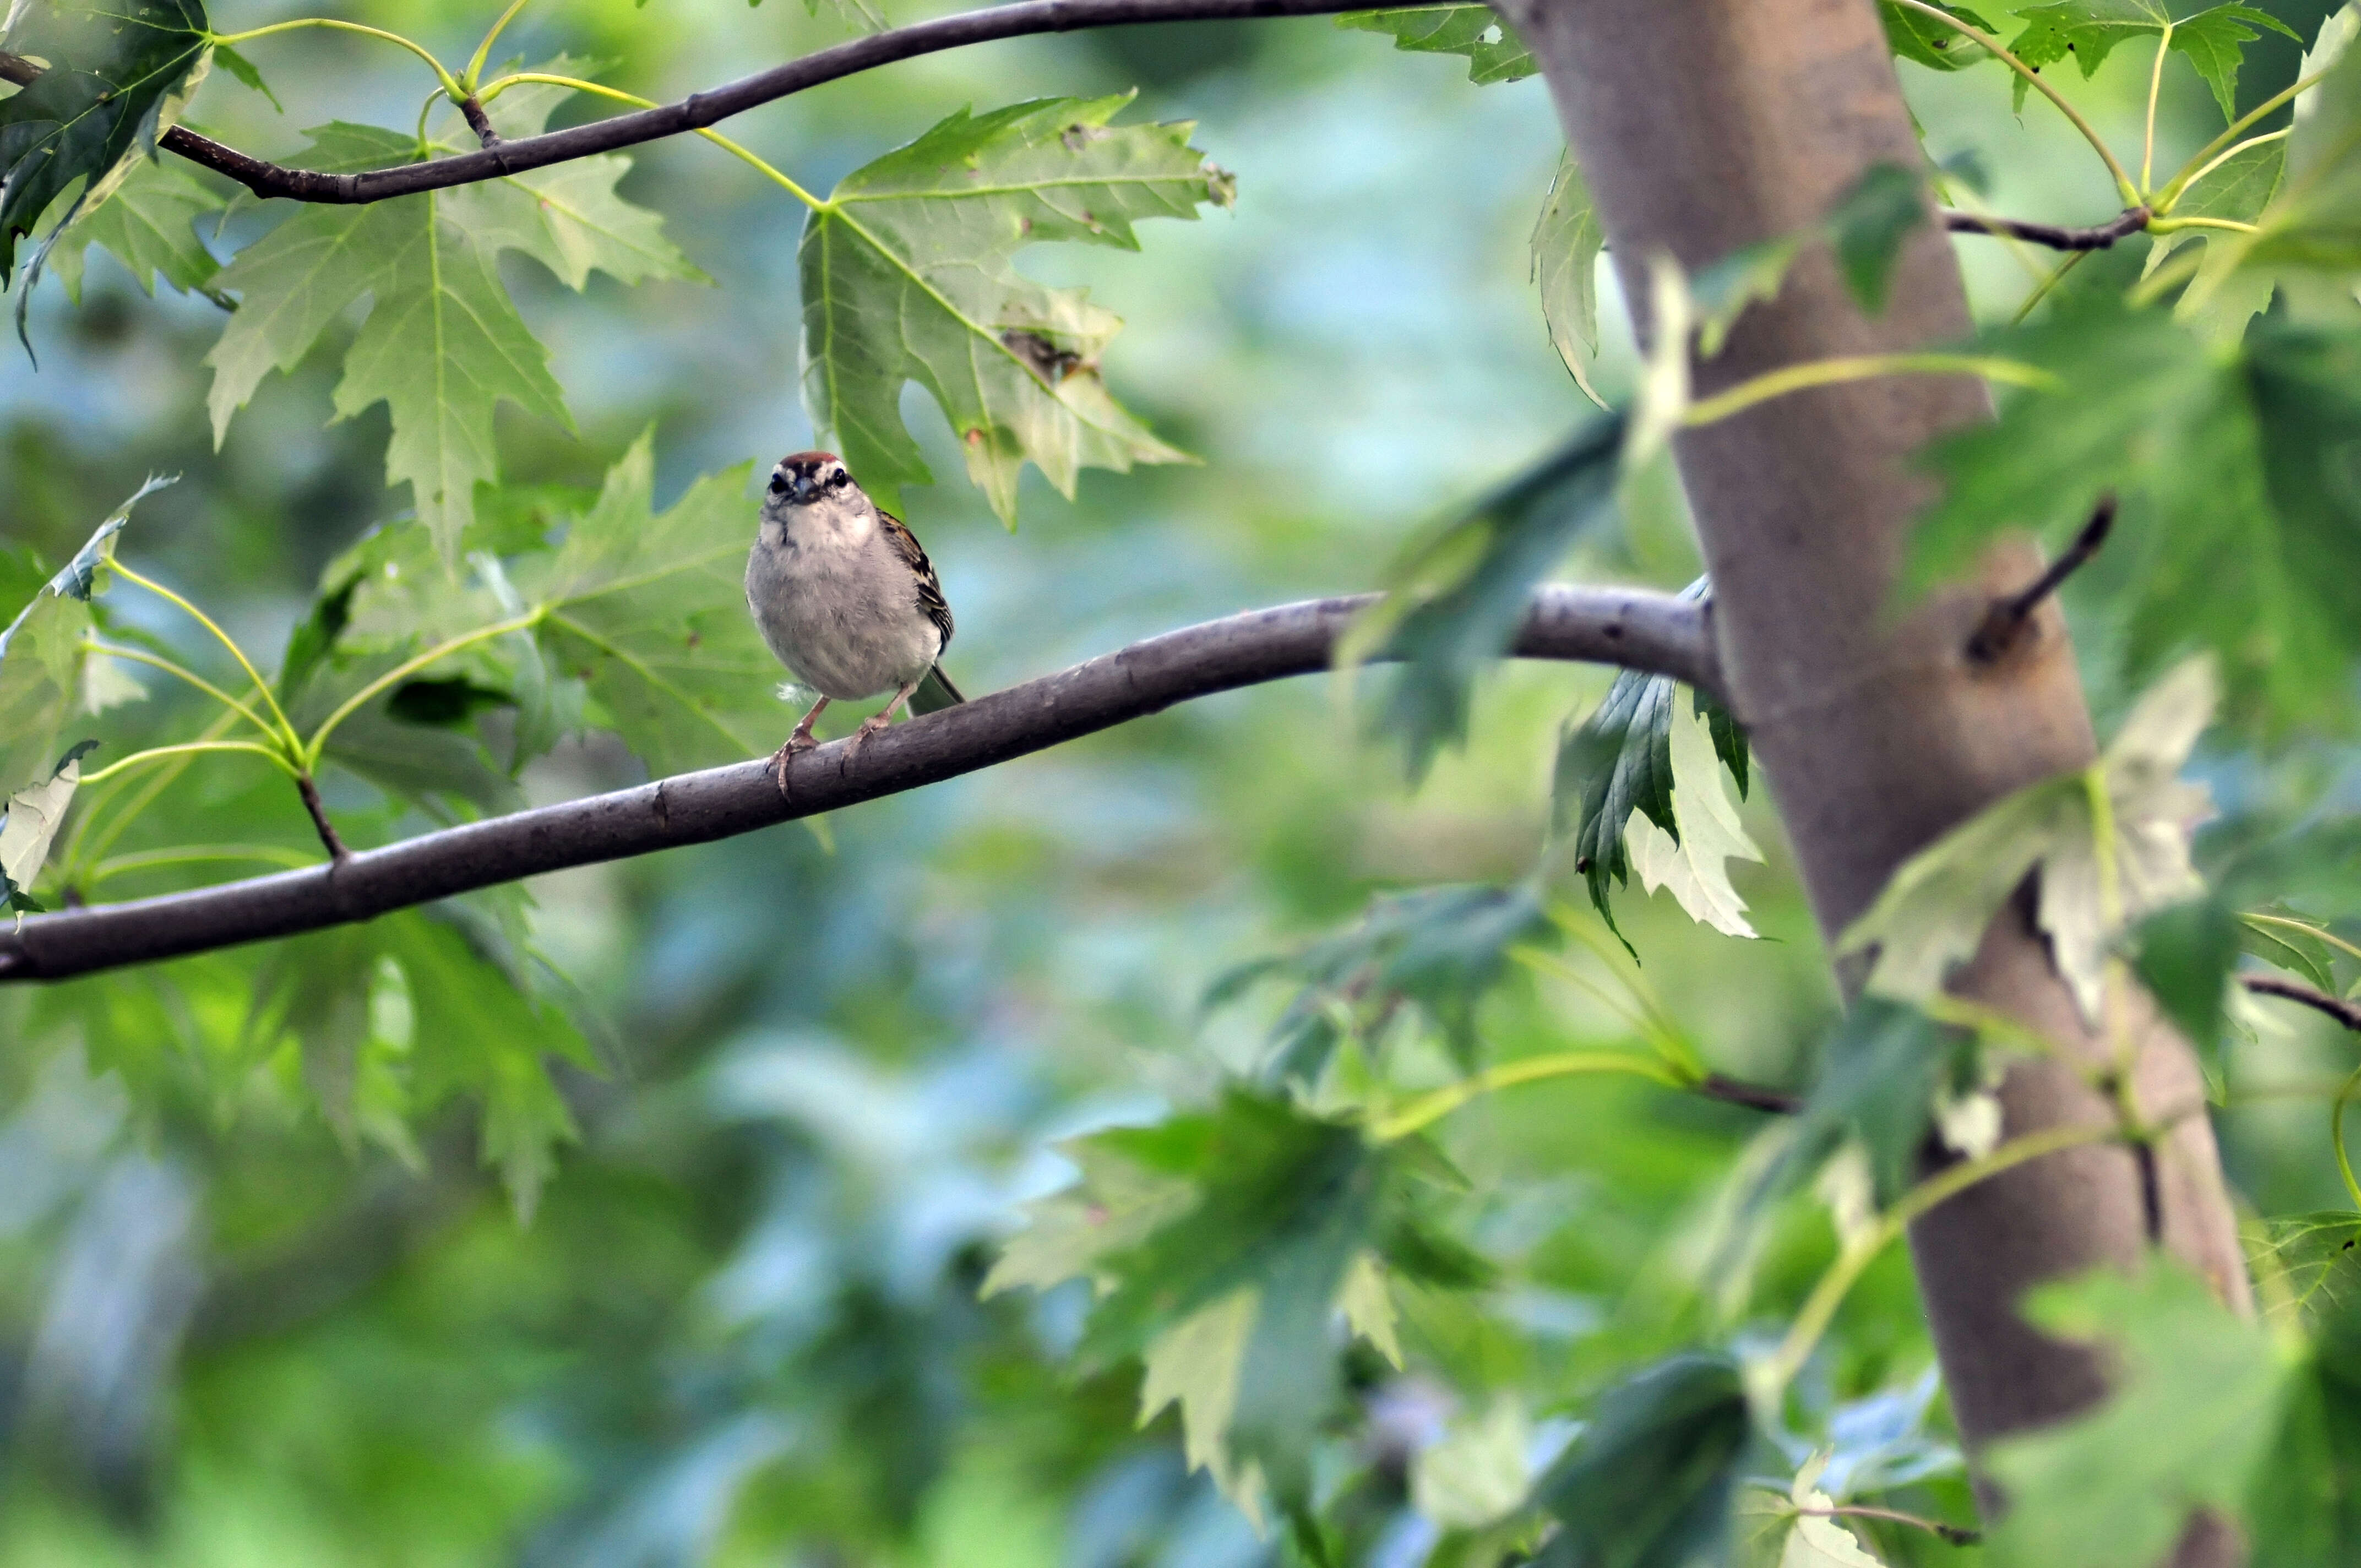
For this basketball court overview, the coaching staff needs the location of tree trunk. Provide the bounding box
[1504,0,2251,1556]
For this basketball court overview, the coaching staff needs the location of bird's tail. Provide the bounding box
[912,664,965,715]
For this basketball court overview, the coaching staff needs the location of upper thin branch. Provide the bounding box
[1,0,1415,206]
[1941,206,2151,252]
[0,584,1718,984]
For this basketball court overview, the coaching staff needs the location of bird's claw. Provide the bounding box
[840,713,893,759]
[768,730,818,795]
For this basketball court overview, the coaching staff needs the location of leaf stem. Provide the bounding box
[56,710,240,883]
[209,18,464,101]
[2144,24,2172,197]
[1886,0,2140,205]
[1788,1502,1981,1547]
[1680,354,2056,428]
[2158,67,2336,210]
[2014,248,2092,323]
[1369,1052,1687,1141]
[2145,215,2260,235]
[1760,1122,2117,1396]
[88,843,319,884]
[84,641,278,740]
[476,73,826,209]
[77,741,300,786]
[302,611,541,766]
[110,562,303,750]
[2164,127,2292,215]
[2245,911,2361,968]
[2335,1065,2361,1213]
[463,0,532,94]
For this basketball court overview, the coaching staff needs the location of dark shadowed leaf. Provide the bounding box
[1827,162,1928,314]
[0,0,210,306]
[2130,897,2241,1066]
[1881,1,1999,69]
[1528,1353,1751,1568]
[1208,882,1552,1081]
[1554,667,1677,946]
[1351,413,1625,779]
[1756,997,1982,1215]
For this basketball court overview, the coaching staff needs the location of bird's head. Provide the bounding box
[767,450,856,510]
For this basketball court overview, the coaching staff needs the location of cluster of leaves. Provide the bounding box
[7,1,1227,545]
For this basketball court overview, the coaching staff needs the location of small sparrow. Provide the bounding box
[746,451,965,785]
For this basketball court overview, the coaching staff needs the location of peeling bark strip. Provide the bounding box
[1507,0,2248,1558]
[0,586,1712,984]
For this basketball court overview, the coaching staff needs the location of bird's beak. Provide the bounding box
[788,473,821,504]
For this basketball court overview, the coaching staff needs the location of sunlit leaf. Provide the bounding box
[2009,2,2301,121]
[1838,658,2216,1019]
[1532,148,1606,405]
[799,95,1227,525]
[1982,1262,2291,1568]
[1335,6,1536,84]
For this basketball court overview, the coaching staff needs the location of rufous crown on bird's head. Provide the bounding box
[768,450,853,507]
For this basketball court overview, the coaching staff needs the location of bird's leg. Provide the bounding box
[842,680,921,758]
[769,695,830,792]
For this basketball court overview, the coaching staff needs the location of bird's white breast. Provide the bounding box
[746,502,942,700]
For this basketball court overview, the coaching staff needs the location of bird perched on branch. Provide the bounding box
[746,451,964,786]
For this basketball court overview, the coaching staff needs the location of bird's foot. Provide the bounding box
[840,711,894,759]
[768,729,819,794]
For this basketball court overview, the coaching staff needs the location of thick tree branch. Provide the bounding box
[1941,207,2151,251]
[0,585,1714,985]
[1,0,1416,208]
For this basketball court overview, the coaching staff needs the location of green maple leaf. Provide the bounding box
[206,80,698,564]
[1622,692,1764,940]
[1348,413,1626,778]
[521,435,785,778]
[440,59,708,292]
[1838,658,2217,1020]
[1207,882,1552,1082]
[0,478,165,801]
[2009,2,2300,121]
[799,94,1228,526]
[1982,1263,2292,1568]
[249,906,596,1218]
[2190,11,2361,292]
[1532,148,1606,405]
[0,0,210,298]
[1883,1,2001,70]
[1528,1353,1751,1568]
[1913,298,2361,722]
[47,155,223,302]
[1555,667,1678,945]
[1335,6,1537,84]
[998,1089,1486,1516]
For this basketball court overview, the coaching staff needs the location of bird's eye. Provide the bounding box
[768,471,790,494]
[828,468,850,488]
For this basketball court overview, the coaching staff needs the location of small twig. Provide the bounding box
[295,775,349,861]
[1966,493,2117,663]
[1943,207,2151,251]
[457,95,503,148]
[2244,973,2361,1033]
[1793,1504,1981,1547]
[1697,1072,1801,1114]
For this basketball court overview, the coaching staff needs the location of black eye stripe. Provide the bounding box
[768,471,790,493]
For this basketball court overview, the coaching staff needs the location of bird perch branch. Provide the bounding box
[0,585,1716,984]
[0,0,1416,206]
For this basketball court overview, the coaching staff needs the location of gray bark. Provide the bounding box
[1505,0,2249,1554]
[1,585,1708,984]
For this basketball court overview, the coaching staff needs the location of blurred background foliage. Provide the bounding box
[0,0,2355,1562]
